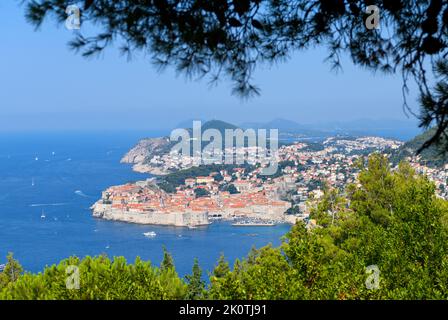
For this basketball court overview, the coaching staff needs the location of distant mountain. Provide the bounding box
[239,118,421,140]
[391,128,448,167]
[240,118,328,137]
[241,118,302,130]
[311,118,421,141]
[175,119,239,135]
[201,119,238,133]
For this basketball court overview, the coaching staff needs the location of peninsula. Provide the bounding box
[93,122,448,228]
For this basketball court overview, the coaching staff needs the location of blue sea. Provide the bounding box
[0,132,291,276]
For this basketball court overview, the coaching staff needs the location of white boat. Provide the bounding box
[143,231,157,238]
[40,210,46,219]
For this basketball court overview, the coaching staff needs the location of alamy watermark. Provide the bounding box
[65,5,80,30]
[65,265,80,290]
[64,4,380,31]
[170,121,279,175]
[365,5,380,30]
[365,264,380,290]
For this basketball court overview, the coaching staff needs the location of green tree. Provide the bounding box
[194,188,210,198]
[223,184,239,194]
[0,253,23,289]
[160,246,175,271]
[185,258,206,299]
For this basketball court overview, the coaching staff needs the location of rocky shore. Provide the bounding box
[121,136,173,175]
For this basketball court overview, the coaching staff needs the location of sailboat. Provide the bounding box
[40,210,46,219]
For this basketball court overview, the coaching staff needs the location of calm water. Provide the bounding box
[0,132,291,276]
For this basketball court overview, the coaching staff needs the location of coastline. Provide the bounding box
[91,200,301,227]
[91,202,210,227]
[131,163,172,175]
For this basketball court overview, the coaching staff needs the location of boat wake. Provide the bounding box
[30,203,67,207]
[74,190,91,198]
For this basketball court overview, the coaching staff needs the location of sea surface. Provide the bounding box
[0,132,291,276]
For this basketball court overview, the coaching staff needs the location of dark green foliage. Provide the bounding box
[213,172,224,182]
[185,258,206,299]
[158,163,254,192]
[302,143,325,152]
[194,187,210,198]
[307,178,325,191]
[158,164,227,192]
[220,184,239,194]
[161,246,175,271]
[200,120,238,133]
[212,254,231,279]
[286,205,300,215]
[0,253,23,289]
[157,181,177,193]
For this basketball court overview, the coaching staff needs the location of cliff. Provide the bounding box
[121,136,173,174]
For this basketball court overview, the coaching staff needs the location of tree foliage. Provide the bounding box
[185,258,206,299]
[161,246,175,271]
[0,255,186,299]
[0,253,23,289]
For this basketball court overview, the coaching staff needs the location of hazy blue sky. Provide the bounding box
[0,1,421,131]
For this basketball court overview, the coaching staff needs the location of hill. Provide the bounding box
[121,120,246,174]
[391,128,448,167]
[200,119,238,133]
[239,118,421,141]
[240,118,328,137]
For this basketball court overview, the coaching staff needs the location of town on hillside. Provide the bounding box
[92,136,448,227]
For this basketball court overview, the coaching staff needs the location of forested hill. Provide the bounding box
[197,119,238,134]
[391,128,448,167]
[121,120,256,170]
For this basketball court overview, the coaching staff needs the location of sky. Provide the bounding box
[0,1,421,132]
